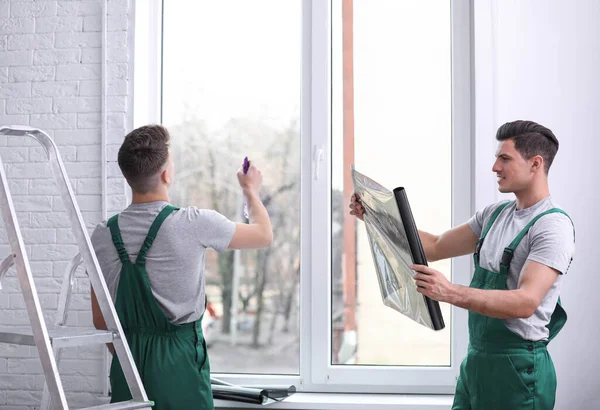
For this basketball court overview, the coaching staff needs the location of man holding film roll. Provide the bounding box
[349,120,575,410]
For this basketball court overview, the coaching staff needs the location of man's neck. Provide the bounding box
[131,191,169,204]
[514,184,550,210]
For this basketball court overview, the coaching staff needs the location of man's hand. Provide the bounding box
[412,264,455,303]
[349,193,365,221]
[91,287,115,355]
[237,162,263,193]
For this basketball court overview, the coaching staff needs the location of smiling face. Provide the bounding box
[492,139,539,194]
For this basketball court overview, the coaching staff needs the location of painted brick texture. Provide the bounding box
[0,0,130,407]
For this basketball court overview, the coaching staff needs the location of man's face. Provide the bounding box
[491,139,533,193]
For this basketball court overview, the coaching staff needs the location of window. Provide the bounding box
[134,0,472,393]
[161,0,302,376]
[331,0,453,368]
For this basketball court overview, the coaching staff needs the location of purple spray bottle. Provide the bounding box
[242,156,250,219]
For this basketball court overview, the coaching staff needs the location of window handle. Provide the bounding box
[313,145,324,180]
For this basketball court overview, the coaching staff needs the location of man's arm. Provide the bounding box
[413,260,560,319]
[419,223,479,262]
[350,193,478,262]
[91,287,114,354]
[227,162,273,250]
[228,189,273,249]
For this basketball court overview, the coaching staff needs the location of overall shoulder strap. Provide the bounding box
[481,201,511,240]
[107,214,131,264]
[474,201,511,262]
[500,208,573,267]
[135,205,180,266]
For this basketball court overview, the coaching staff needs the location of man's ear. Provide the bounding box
[531,155,544,173]
[161,168,171,185]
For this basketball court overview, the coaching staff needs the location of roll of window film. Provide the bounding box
[351,167,445,331]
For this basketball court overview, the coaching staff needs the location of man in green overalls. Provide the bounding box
[89,125,273,409]
[350,120,575,409]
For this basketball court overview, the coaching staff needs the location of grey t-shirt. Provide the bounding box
[90,201,236,324]
[467,195,575,341]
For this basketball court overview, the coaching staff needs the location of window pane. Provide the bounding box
[162,0,301,374]
[332,0,452,366]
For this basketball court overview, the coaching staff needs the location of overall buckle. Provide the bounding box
[501,248,514,267]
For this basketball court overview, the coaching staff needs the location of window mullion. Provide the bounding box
[305,0,333,391]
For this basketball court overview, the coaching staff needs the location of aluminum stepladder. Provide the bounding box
[0,126,152,410]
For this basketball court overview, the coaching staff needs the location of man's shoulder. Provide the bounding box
[533,198,574,229]
[173,205,226,220]
[91,220,108,234]
[493,199,514,213]
[545,199,573,220]
[527,201,575,250]
[163,206,234,236]
[89,220,111,250]
[531,209,574,235]
[480,199,515,220]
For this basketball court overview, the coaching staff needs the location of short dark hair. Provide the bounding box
[118,124,170,194]
[495,120,559,174]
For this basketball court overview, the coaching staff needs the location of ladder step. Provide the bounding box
[0,326,115,348]
[0,125,41,136]
[80,400,154,410]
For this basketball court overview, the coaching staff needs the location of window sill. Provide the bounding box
[215,393,454,410]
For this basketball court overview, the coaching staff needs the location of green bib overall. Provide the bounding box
[107,205,214,410]
[452,203,569,410]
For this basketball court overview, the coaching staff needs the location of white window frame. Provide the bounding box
[132,0,473,394]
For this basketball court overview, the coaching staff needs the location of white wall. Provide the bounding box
[0,0,130,408]
[474,1,600,409]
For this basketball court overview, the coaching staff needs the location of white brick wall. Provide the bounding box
[0,0,130,408]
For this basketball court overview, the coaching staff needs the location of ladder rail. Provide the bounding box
[0,145,68,408]
[40,344,60,410]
